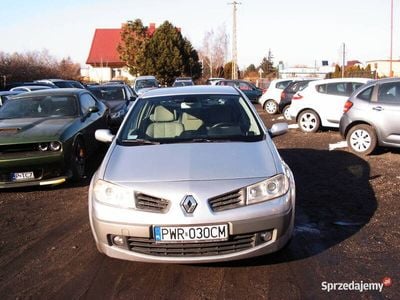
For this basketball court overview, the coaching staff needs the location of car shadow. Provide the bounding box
[202,148,377,267]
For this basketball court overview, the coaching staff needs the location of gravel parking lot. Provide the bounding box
[0,105,398,299]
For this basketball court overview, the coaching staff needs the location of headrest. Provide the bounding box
[150,106,174,122]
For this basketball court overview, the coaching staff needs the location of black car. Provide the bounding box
[87,84,136,129]
[278,79,316,120]
[34,79,86,89]
[0,88,109,188]
[2,82,56,91]
[216,80,263,103]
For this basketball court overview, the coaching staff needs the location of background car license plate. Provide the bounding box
[154,224,228,242]
[12,172,34,181]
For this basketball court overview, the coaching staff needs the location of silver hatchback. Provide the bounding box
[340,78,400,155]
[89,86,295,263]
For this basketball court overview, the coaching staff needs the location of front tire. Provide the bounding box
[264,100,278,115]
[298,110,320,133]
[346,124,377,155]
[71,138,86,181]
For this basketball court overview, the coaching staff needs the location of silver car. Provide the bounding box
[89,85,295,263]
[340,78,400,155]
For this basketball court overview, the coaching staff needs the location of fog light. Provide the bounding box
[260,231,273,242]
[112,235,125,246]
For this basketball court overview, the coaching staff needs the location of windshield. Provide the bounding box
[118,94,264,144]
[88,86,126,101]
[0,95,78,119]
[135,79,158,90]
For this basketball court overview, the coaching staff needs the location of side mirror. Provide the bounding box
[270,123,288,137]
[88,106,99,113]
[95,129,115,143]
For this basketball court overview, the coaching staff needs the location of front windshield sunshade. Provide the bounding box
[0,95,78,119]
[118,94,264,144]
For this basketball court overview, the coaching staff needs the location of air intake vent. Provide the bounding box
[209,189,245,212]
[135,193,169,213]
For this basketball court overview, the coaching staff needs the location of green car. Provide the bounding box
[0,88,109,188]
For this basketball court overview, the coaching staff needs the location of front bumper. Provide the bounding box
[91,208,293,263]
[89,178,295,263]
[0,151,68,188]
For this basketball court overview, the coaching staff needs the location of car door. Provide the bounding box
[371,81,400,145]
[78,93,107,151]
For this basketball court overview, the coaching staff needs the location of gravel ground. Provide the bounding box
[0,105,398,299]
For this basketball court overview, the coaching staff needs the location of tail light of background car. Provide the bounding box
[281,91,286,100]
[343,100,353,113]
[262,88,267,94]
[292,93,303,100]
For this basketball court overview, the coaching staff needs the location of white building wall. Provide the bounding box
[83,66,136,83]
[366,60,400,77]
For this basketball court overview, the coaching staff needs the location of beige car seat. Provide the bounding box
[146,106,183,138]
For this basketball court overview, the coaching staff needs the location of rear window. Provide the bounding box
[275,80,291,89]
[357,86,373,101]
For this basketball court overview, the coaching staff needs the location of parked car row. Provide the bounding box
[261,76,400,156]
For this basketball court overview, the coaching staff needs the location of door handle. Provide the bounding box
[372,106,384,111]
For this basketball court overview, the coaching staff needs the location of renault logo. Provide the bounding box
[181,195,197,214]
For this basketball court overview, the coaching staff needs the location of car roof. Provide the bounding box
[11,88,87,99]
[141,85,239,98]
[307,77,370,86]
[88,84,127,88]
[135,76,156,80]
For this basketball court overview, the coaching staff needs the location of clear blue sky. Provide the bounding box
[0,0,398,69]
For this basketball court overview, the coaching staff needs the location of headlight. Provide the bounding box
[246,174,289,205]
[49,141,62,151]
[37,141,62,152]
[110,109,126,119]
[38,143,48,151]
[93,179,134,208]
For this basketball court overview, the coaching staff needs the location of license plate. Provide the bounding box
[154,224,229,242]
[11,172,35,181]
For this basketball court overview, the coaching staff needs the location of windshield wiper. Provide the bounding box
[120,139,160,145]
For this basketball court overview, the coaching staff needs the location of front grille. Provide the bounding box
[209,189,245,212]
[0,143,38,154]
[135,193,169,213]
[127,233,256,257]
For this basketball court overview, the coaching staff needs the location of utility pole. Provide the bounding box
[228,1,241,80]
[342,42,346,78]
[390,0,394,77]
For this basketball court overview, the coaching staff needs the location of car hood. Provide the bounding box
[104,140,278,182]
[0,117,74,144]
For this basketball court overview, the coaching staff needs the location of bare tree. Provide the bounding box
[0,50,81,88]
[198,24,229,79]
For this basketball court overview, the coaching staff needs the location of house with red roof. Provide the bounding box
[85,23,156,82]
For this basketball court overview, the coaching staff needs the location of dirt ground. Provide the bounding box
[0,105,398,299]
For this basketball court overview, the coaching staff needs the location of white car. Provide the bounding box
[289,78,370,133]
[133,76,160,96]
[258,79,296,114]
